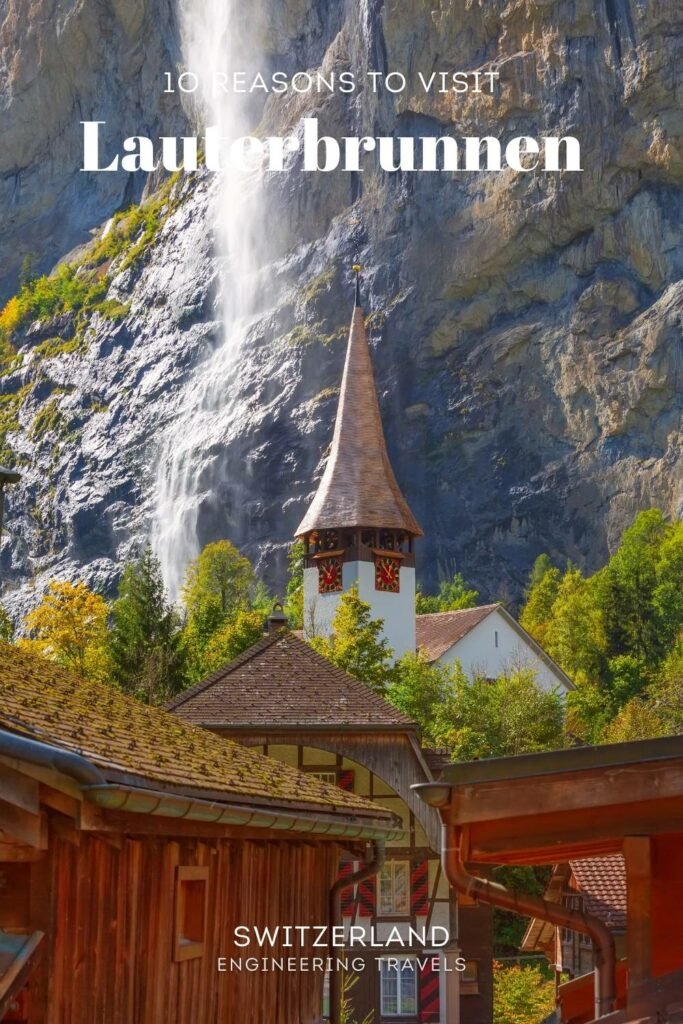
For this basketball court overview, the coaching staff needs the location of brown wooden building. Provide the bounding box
[0,643,400,1024]
[522,857,628,981]
[415,736,683,1024]
[168,626,494,1024]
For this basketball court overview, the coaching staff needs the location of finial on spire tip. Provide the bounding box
[352,261,363,308]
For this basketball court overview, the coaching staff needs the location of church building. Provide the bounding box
[296,267,421,659]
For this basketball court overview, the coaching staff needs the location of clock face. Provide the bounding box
[318,556,343,594]
[375,556,400,593]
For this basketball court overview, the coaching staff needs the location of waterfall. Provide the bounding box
[152,0,266,601]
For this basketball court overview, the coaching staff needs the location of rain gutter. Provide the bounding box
[0,727,403,841]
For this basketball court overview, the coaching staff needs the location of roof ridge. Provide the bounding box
[417,604,500,619]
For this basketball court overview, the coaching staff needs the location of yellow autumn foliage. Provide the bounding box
[20,580,111,683]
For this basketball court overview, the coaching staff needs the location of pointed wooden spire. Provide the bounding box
[296,266,422,538]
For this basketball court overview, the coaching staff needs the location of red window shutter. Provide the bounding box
[419,956,440,1023]
[337,769,355,792]
[338,860,356,917]
[358,875,376,917]
[411,857,429,916]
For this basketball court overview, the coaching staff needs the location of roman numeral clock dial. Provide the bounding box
[318,557,343,594]
[375,555,400,593]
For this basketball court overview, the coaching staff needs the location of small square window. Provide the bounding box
[174,866,209,962]
[461,960,480,995]
[310,770,338,785]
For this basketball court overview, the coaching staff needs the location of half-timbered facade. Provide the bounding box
[168,627,494,1024]
[0,644,399,1024]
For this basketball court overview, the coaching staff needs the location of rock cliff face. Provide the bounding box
[0,0,681,619]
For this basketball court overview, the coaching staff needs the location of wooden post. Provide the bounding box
[624,835,652,987]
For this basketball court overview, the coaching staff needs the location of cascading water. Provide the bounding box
[152,0,267,601]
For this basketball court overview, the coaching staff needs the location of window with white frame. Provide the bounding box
[380,958,418,1016]
[310,770,338,785]
[378,860,410,916]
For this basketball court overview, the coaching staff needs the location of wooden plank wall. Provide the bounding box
[38,830,338,1024]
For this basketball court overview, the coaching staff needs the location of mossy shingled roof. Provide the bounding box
[0,643,391,819]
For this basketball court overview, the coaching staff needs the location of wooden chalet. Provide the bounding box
[168,626,494,1024]
[415,736,683,1024]
[0,643,400,1024]
[521,857,628,982]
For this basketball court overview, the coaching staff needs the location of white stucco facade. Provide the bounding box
[433,607,570,693]
[303,560,417,661]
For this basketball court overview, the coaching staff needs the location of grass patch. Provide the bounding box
[0,384,30,462]
[33,335,86,359]
[91,299,130,322]
[301,265,336,305]
[29,400,66,441]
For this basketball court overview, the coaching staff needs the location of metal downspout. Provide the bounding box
[442,825,616,1020]
[328,840,386,1024]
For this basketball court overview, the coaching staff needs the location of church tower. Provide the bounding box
[295,266,422,659]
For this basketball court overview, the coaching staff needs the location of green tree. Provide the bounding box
[652,521,683,653]
[436,669,565,760]
[493,866,551,955]
[524,553,556,598]
[596,509,671,665]
[600,696,669,744]
[387,652,463,743]
[493,962,556,1024]
[20,580,110,682]
[416,572,478,613]
[543,568,606,684]
[651,644,683,733]
[182,539,255,643]
[519,564,562,646]
[199,609,265,676]
[108,545,185,704]
[285,540,305,628]
[311,585,395,693]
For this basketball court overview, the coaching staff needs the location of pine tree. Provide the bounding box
[109,545,184,704]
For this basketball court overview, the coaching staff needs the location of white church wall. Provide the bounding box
[434,609,567,693]
[303,561,416,660]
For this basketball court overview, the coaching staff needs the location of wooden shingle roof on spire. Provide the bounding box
[295,289,422,538]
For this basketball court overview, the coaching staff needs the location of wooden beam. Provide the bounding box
[0,765,39,815]
[38,784,79,819]
[624,836,652,987]
[0,802,47,849]
[448,761,683,826]
[0,841,46,863]
[465,795,683,863]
